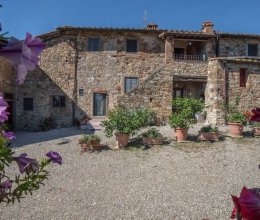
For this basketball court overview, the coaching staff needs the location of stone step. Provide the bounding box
[83,119,106,131]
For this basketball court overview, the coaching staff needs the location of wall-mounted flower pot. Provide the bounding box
[198,132,220,141]
[143,137,163,145]
[115,133,129,148]
[175,128,188,142]
[228,123,243,137]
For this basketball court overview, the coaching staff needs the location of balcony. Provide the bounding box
[173,54,207,62]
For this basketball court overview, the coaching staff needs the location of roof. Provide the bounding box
[218,32,260,39]
[37,26,260,39]
[210,56,260,63]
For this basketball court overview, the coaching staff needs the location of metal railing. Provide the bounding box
[173,54,207,62]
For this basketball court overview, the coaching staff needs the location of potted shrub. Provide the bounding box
[252,122,260,137]
[198,125,220,141]
[79,134,101,151]
[101,106,155,148]
[169,97,204,142]
[227,112,247,137]
[250,107,260,137]
[142,128,163,145]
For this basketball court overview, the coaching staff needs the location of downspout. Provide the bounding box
[72,31,80,125]
[215,35,219,57]
[223,60,228,125]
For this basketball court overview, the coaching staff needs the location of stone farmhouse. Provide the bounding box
[0,21,260,130]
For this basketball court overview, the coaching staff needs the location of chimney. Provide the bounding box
[202,21,214,34]
[146,23,158,30]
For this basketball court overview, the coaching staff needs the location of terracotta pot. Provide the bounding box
[198,132,219,141]
[175,128,188,142]
[115,133,129,148]
[252,126,260,137]
[143,137,163,145]
[228,123,243,137]
[80,141,101,151]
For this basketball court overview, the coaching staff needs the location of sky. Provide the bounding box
[1,0,260,39]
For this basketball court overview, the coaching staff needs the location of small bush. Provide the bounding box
[169,97,204,128]
[79,134,101,144]
[252,121,260,127]
[101,106,156,137]
[142,128,162,138]
[227,112,247,126]
[200,125,219,133]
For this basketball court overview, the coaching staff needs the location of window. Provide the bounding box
[53,96,66,107]
[88,37,100,51]
[240,68,246,87]
[126,39,137,52]
[4,93,14,100]
[24,98,33,111]
[125,77,138,93]
[174,48,185,55]
[79,88,84,96]
[247,44,258,56]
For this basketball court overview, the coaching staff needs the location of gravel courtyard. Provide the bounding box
[1,125,259,220]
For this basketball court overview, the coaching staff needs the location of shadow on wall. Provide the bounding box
[15,66,86,131]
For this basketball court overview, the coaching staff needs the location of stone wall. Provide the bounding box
[15,36,77,130]
[75,30,165,119]
[206,58,260,124]
[0,57,15,95]
[219,37,260,57]
[118,61,209,121]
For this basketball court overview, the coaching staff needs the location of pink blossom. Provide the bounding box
[231,187,260,220]
[0,33,45,84]
[0,94,9,123]
[3,131,16,140]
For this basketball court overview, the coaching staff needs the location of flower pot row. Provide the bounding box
[116,127,164,148]
[175,126,220,142]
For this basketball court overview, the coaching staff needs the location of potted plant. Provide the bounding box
[169,97,204,142]
[198,125,220,141]
[227,112,247,137]
[142,128,163,145]
[252,122,260,137]
[79,134,101,151]
[250,107,260,137]
[101,106,155,148]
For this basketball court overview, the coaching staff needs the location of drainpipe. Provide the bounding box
[223,60,228,125]
[215,35,219,57]
[72,32,80,125]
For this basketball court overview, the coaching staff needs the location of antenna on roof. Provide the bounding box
[143,10,147,27]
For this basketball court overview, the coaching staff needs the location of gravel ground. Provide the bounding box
[0,124,259,220]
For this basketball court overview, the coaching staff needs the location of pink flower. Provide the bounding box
[0,33,45,84]
[13,153,36,174]
[0,94,9,123]
[250,108,260,122]
[231,187,260,220]
[0,180,12,190]
[3,131,16,140]
[46,151,62,165]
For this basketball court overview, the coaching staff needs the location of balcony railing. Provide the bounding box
[173,54,207,62]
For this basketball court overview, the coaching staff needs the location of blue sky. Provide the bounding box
[1,0,260,39]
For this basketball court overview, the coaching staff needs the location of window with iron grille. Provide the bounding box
[88,37,100,51]
[53,96,66,107]
[24,98,33,111]
[247,44,258,56]
[125,77,138,93]
[126,39,137,52]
